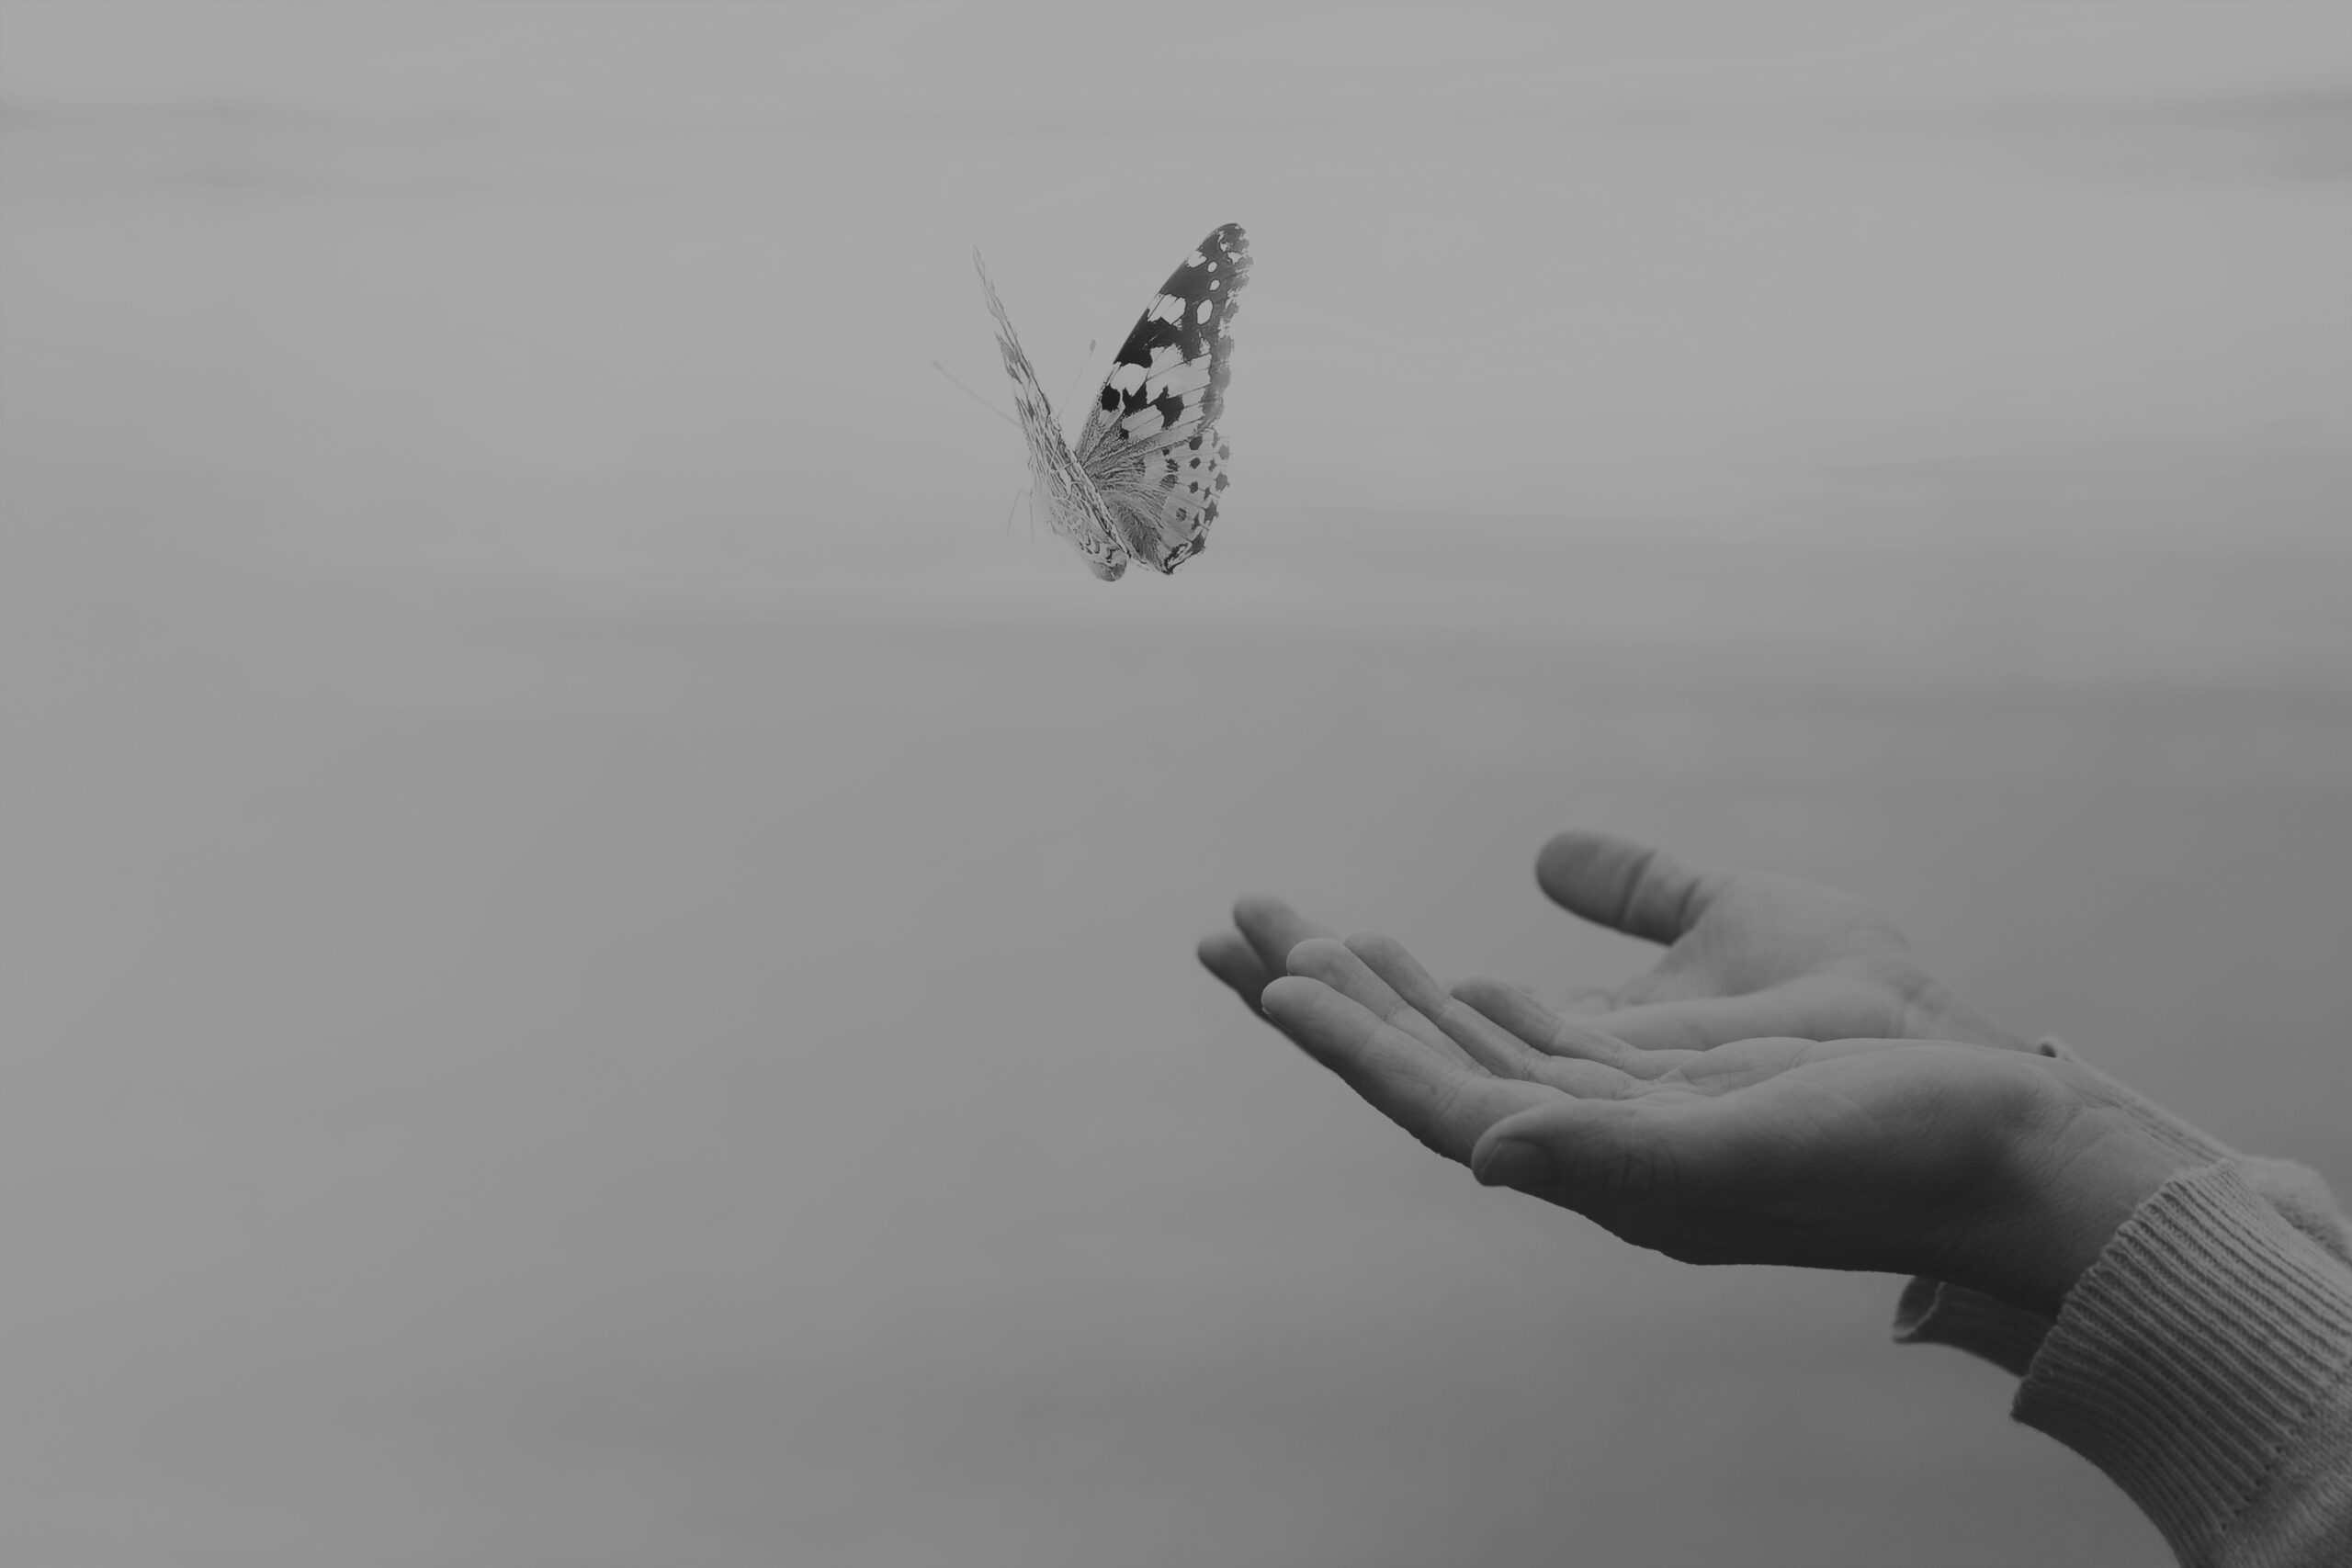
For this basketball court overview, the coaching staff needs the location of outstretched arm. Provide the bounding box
[1201,829,2348,1283]
[1254,931,2352,1567]
[1197,833,2352,1566]
[1261,931,2189,1315]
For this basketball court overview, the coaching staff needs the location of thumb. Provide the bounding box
[1533,831,1729,947]
[1471,1095,1754,1208]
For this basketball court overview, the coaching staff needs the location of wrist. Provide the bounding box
[1988,1089,2203,1317]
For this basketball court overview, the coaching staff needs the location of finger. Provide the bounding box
[1285,937,1484,1072]
[1451,977,1660,1074]
[1261,976,1555,1163]
[1343,932,1544,1075]
[1233,896,1334,991]
[1527,985,1619,1016]
[1197,930,1274,1010]
[1469,1092,1758,1214]
[1587,978,1897,1054]
[1350,935,1635,1095]
[1534,831,1732,947]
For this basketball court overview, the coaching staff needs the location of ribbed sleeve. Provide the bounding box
[1893,1037,2352,1379]
[1892,1276,2052,1378]
[2014,1162,2352,1568]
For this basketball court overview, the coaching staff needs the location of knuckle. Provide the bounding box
[1613,843,1665,926]
[1283,935,1345,977]
[1416,1077,1473,1159]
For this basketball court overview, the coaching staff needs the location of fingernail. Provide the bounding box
[1476,1140,1554,1190]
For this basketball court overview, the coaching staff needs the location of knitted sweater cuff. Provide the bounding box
[1892,1276,2052,1378]
[2012,1161,2352,1564]
[1890,1036,2352,1383]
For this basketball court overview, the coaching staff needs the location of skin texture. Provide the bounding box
[1199,830,2034,1056]
[1198,830,2198,1317]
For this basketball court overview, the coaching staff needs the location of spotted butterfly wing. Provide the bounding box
[975,251,1131,581]
[1073,224,1250,573]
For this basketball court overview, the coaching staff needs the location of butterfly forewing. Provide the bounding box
[974,251,1129,581]
[1074,224,1250,573]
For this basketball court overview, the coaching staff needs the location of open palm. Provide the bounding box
[1263,931,2180,1317]
[1200,829,2030,1055]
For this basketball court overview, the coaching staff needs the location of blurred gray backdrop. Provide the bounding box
[4,4,2348,1564]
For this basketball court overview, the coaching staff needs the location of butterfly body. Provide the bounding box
[976,224,1250,579]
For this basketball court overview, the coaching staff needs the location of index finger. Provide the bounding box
[1261,976,1558,1164]
[1347,934,1635,1096]
[1233,895,1334,988]
[1451,976,1664,1074]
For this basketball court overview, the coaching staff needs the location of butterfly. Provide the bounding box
[975,224,1250,580]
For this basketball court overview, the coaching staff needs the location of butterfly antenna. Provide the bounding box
[933,360,1017,428]
[1057,339,1098,416]
[1003,487,1028,535]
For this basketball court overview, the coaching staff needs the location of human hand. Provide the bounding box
[1261,932,2196,1316]
[1197,829,2030,1055]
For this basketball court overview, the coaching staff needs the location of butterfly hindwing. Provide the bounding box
[1074,224,1250,573]
[974,250,1129,581]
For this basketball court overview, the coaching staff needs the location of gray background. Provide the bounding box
[4,4,2347,1563]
